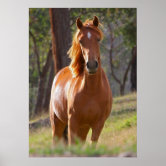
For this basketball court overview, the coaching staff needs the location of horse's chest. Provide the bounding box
[72,94,104,124]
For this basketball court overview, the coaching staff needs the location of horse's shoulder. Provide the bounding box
[56,66,72,78]
[53,66,71,83]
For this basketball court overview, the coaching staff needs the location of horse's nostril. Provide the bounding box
[87,62,90,69]
[87,61,98,70]
[95,61,98,68]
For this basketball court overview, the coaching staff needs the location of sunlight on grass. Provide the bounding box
[29,112,49,123]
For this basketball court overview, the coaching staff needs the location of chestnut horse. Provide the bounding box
[50,16,112,145]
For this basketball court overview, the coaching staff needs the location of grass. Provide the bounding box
[29,92,137,157]
[29,112,49,123]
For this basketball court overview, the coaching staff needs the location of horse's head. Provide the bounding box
[76,16,102,75]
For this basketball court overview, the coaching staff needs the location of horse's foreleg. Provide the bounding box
[50,109,66,145]
[77,125,90,142]
[68,116,79,145]
[91,122,105,144]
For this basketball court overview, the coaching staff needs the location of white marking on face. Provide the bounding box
[87,32,91,39]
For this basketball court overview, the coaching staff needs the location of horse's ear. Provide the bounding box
[93,16,99,27]
[76,17,83,29]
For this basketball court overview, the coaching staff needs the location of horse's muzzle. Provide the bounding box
[86,60,98,74]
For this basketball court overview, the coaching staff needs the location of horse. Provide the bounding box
[50,16,112,145]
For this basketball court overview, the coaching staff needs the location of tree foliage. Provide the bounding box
[29,8,52,116]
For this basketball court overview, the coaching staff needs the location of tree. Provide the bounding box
[107,24,133,95]
[43,62,55,111]
[131,46,137,91]
[29,8,72,117]
[118,9,137,92]
[29,9,53,115]
[49,8,71,72]
[30,35,52,114]
[102,8,136,95]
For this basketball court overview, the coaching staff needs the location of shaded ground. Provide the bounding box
[29,93,137,157]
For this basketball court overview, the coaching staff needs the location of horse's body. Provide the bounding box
[50,16,112,145]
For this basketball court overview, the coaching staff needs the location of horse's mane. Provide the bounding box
[68,19,103,77]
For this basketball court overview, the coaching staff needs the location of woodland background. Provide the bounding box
[29,8,136,119]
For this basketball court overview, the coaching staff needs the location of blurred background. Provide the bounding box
[29,8,137,157]
[29,8,136,118]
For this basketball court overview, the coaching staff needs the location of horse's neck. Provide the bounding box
[82,66,102,93]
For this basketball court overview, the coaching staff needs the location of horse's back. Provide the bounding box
[50,66,72,123]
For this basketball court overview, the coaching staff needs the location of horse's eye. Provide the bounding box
[79,40,83,44]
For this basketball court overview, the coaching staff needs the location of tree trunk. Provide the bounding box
[34,48,52,114]
[49,8,71,72]
[130,46,137,91]
[43,61,54,111]
[120,84,125,96]
[34,77,46,114]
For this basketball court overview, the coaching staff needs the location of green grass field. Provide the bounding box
[29,93,137,157]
